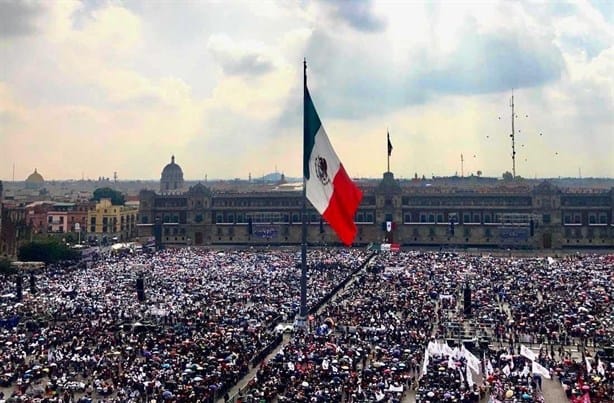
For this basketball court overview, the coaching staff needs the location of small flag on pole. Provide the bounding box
[387,130,393,156]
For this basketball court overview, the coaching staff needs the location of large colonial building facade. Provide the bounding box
[87,199,139,242]
[137,158,613,250]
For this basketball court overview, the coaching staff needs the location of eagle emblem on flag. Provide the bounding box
[315,156,330,185]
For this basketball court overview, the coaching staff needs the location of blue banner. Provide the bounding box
[253,226,278,239]
[498,227,529,243]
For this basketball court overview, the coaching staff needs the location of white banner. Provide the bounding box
[462,345,481,374]
[427,341,441,357]
[532,361,551,379]
[520,345,537,361]
[466,365,474,387]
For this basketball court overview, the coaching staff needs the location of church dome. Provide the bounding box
[162,155,183,178]
[26,168,44,183]
[25,168,45,190]
[160,155,184,194]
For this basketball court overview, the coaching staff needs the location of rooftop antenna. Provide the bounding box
[501,91,537,179]
[113,171,118,186]
[461,154,464,178]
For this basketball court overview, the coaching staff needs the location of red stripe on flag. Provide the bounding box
[322,164,362,246]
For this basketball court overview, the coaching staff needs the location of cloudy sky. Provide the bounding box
[1,0,612,181]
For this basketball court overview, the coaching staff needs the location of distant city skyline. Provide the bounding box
[1,0,612,181]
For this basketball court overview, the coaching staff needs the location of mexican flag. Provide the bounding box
[304,85,362,246]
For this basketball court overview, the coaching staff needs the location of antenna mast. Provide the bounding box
[461,154,464,178]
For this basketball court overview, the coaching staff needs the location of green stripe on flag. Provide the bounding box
[303,87,321,180]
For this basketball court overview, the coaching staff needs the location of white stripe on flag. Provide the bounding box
[304,86,362,246]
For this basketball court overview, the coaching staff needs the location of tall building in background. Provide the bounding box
[87,198,138,243]
[137,158,613,249]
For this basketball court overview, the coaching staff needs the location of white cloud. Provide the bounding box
[0,0,612,180]
[207,34,276,75]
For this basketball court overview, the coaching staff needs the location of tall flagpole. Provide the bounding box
[510,90,516,178]
[387,129,390,173]
[299,59,308,324]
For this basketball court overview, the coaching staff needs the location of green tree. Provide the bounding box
[18,241,80,264]
[0,258,17,276]
[502,171,513,181]
[92,187,125,205]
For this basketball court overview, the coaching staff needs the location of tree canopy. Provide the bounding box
[18,241,80,264]
[0,258,17,276]
[92,187,125,205]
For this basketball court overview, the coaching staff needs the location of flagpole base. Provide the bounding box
[294,315,308,330]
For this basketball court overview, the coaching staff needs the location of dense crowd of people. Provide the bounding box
[0,249,612,403]
[238,251,613,403]
[0,248,368,402]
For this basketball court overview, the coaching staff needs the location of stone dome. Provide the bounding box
[160,155,184,194]
[26,168,44,183]
[25,168,45,190]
